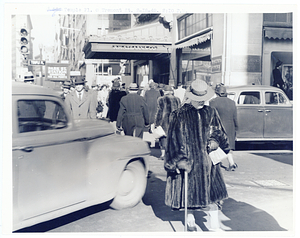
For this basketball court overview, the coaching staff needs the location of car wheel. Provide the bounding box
[110,160,147,210]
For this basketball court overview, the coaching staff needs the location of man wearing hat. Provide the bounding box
[60,81,71,101]
[107,80,127,127]
[164,79,230,231]
[272,60,285,91]
[64,76,97,119]
[154,85,181,160]
[209,83,238,171]
[116,83,150,138]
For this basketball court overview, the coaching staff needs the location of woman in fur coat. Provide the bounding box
[164,79,230,231]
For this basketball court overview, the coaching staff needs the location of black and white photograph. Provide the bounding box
[1,1,298,237]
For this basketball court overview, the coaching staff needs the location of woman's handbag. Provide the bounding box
[209,147,227,165]
[152,126,166,139]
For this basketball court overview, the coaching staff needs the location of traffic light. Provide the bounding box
[20,28,30,66]
[20,28,30,54]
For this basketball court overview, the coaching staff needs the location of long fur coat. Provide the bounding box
[164,104,230,209]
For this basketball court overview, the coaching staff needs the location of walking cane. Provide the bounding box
[184,170,188,232]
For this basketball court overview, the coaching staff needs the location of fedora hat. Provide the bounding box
[276,61,283,67]
[185,79,214,101]
[74,76,86,85]
[215,84,227,97]
[129,83,139,91]
[62,81,71,88]
[163,85,173,92]
[112,81,120,89]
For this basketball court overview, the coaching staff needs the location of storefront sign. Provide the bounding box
[46,63,70,81]
[211,56,222,73]
[29,60,46,65]
[112,45,158,51]
[91,43,170,54]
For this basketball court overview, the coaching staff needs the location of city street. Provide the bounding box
[17,142,293,234]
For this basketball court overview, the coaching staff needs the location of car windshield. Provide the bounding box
[18,99,68,133]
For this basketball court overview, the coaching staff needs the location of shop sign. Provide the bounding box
[91,43,170,53]
[46,63,70,81]
[112,45,158,51]
[211,56,222,73]
[29,60,46,65]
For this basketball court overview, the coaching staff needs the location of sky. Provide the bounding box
[30,15,58,57]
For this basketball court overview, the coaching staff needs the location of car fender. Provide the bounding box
[86,134,150,204]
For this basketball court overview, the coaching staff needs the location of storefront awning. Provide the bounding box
[175,31,212,49]
[264,27,293,40]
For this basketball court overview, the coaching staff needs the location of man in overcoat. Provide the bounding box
[164,79,230,231]
[209,84,238,171]
[107,80,127,122]
[272,60,285,90]
[64,76,97,120]
[116,83,150,138]
[154,85,181,160]
[144,81,161,125]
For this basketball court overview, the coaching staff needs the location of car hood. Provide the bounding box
[73,119,115,139]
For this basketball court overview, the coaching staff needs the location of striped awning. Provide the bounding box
[175,31,212,49]
[264,27,293,40]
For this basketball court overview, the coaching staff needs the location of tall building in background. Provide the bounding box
[54,14,132,83]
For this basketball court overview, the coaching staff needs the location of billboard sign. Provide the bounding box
[46,63,70,81]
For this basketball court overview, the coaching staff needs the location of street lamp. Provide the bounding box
[39,44,43,86]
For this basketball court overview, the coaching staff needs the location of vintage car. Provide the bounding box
[12,82,150,231]
[225,85,293,142]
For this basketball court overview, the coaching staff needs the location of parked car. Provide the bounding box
[12,82,150,231]
[226,85,293,142]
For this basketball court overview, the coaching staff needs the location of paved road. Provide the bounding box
[17,142,293,234]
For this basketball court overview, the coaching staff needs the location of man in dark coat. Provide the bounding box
[272,61,285,90]
[116,83,150,138]
[144,82,161,125]
[60,81,71,101]
[165,79,230,231]
[209,84,238,171]
[154,85,181,160]
[107,81,127,122]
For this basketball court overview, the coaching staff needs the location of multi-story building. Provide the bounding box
[83,14,172,87]
[171,13,293,93]
[83,12,293,98]
[54,14,134,86]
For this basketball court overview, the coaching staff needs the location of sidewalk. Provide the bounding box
[146,147,294,233]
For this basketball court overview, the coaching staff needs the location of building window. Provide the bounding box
[113,14,129,20]
[178,13,213,40]
[263,13,293,27]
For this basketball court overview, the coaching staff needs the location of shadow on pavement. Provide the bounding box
[143,174,287,232]
[142,175,209,231]
[221,198,287,231]
[236,141,293,151]
[14,201,112,232]
[251,153,293,166]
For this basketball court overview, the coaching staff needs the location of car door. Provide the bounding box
[263,91,293,139]
[13,96,87,221]
[235,90,264,140]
